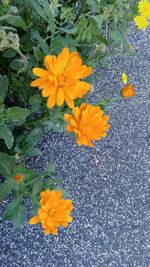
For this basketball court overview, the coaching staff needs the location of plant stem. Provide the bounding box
[74,0,86,23]
[97,97,121,107]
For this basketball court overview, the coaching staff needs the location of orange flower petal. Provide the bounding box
[32,68,49,77]
[47,95,56,109]
[56,190,63,201]
[72,65,93,79]
[44,55,53,73]
[42,85,56,97]
[73,107,81,121]
[70,119,78,128]
[64,114,72,121]
[57,47,70,74]
[41,88,51,97]
[66,124,74,132]
[44,228,51,235]
[65,95,74,109]
[73,81,91,98]
[29,216,40,225]
[80,103,87,111]
[65,54,82,74]
[44,55,57,76]
[51,227,58,235]
[47,217,53,228]
[49,190,57,206]
[56,88,65,106]
[60,221,68,227]
[30,78,48,87]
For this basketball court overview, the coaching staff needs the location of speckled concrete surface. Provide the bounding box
[0,26,150,267]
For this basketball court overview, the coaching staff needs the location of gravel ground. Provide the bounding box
[0,26,150,267]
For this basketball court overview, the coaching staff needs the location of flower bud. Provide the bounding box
[121,84,135,98]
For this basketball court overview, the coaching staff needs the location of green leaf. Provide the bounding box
[0,14,11,22]
[96,34,109,46]
[14,132,42,157]
[0,180,13,202]
[32,177,43,195]
[7,16,27,31]
[59,26,77,34]
[22,146,41,157]
[52,35,77,52]
[33,47,44,61]
[3,197,21,220]
[0,103,4,114]
[29,0,47,21]
[110,30,124,43]
[0,152,14,177]
[31,28,49,54]
[4,107,30,123]
[12,204,27,229]
[44,109,66,132]
[31,196,39,215]
[93,15,103,30]
[87,31,92,42]
[29,94,43,111]
[46,9,56,36]
[9,59,24,71]
[3,49,17,58]
[81,28,88,42]
[26,127,43,146]
[44,162,55,177]
[0,114,4,125]
[0,75,9,101]
[0,124,14,149]
[87,0,99,11]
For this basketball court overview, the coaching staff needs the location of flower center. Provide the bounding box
[57,74,66,87]
[13,173,23,183]
[48,208,56,217]
[48,74,66,88]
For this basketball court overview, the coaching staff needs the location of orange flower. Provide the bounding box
[13,173,23,183]
[64,103,110,147]
[31,47,92,109]
[121,84,135,98]
[29,190,73,235]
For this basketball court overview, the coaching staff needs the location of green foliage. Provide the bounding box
[0,152,14,177]
[0,0,138,229]
[0,124,14,149]
[3,197,22,220]
[0,152,62,228]
[44,162,55,178]
[0,84,30,149]
[0,180,13,202]
[0,75,8,101]
[4,107,30,123]
[12,203,27,229]
[7,16,27,31]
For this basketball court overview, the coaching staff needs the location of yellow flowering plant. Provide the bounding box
[0,0,141,234]
[134,0,150,30]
